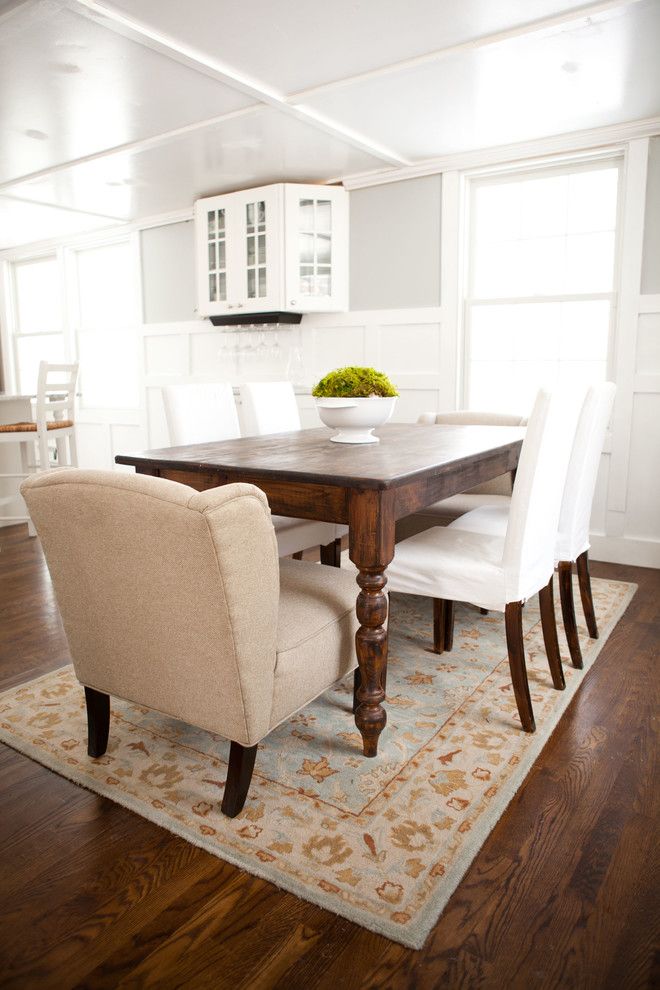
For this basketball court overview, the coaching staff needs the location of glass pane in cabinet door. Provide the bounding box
[316,233,331,264]
[247,236,255,266]
[217,209,225,232]
[208,242,216,270]
[217,241,226,269]
[218,272,226,300]
[208,211,216,238]
[258,234,266,264]
[257,201,266,229]
[316,266,331,296]
[316,200,332,232]
[209,273,217,302]
[246,202,255,232]
[258,267,267,297]
[299,198,314,230]
[247,268,256,298]
[299,232,314,264]
[300,265,314,296]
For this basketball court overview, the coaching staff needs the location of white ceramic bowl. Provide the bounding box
[315,396,397,444]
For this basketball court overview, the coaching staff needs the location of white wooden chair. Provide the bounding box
[444,383,616,669]
[385,389,577,733]
[0,361,78,535]
[239,381,348,562]
[162,381,340,562]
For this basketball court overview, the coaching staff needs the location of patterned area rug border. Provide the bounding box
[0,579,637,949]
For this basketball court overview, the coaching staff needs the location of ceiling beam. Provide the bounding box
[66,0,411,167]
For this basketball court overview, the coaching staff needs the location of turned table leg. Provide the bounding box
[349,490,395,758]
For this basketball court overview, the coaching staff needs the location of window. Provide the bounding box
[12,256,67,392]
[465,160,620,413]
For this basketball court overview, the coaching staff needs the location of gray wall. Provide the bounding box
[641,136,660,294]
[141,220,196,323]
[349,175,442,310]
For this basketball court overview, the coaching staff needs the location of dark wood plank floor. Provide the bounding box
[0,523,658,989]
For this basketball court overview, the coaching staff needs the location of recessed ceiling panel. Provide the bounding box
[2,107,387,221]
[0,0,256,184]
[97,0,596,95]
[0,195,115,249]
[300,1,660,161]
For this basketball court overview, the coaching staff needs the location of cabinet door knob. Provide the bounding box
[227,304,234,309]
[290,300,297,306]
[236,303,244,308]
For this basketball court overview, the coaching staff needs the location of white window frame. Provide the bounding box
[459,151,625,411]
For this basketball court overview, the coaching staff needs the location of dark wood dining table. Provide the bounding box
[116,423,524,758]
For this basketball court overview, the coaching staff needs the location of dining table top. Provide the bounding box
[115,422,525,491]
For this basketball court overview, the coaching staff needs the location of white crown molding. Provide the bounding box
[339,117,660,189]
[0,207,193,260]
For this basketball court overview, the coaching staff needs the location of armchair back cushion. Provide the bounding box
[21,470,280,746]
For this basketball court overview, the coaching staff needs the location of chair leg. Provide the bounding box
[221,741,258,818]
[320,538,342,567]
[538,576,565,690]
[433,598,446,653]
[504,602,536,732]
[444,600,455,651]
[576,550,598,639]
[558,561,583,669]
[292,551,304,561]
[84,687,110,758]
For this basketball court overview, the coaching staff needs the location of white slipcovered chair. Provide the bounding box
[21,469,359,818]
[395,410,527,542]
[162,381,341,563]
[162,381,241,446]
[444,383,616,669]
[240,381,348,563]
[386,389,576,733]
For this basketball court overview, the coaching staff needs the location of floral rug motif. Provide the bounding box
[0,577,635,948]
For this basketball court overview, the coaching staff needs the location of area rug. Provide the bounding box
[0,576,635,949]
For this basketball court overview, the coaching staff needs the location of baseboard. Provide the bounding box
[590,534,660,569]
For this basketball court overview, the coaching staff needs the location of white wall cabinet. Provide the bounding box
[194,183,348,319]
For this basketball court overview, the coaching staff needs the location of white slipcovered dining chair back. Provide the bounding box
[240,381,301,436]
[556,382,616,563]
[162,382,240,446]
[502,389,575,603]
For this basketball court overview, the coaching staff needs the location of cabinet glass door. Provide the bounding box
[298,197,332,298]
[245,199,268,301]
[206,208,227,304]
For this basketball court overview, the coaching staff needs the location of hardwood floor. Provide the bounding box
[0,523,658,989]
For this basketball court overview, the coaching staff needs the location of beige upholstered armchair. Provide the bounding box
[395,410,527,543]
[21,470,359,817]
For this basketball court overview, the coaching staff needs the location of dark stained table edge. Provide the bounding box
[115,431,524,492]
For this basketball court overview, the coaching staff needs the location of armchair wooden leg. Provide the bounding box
[221,741,258,818]
[576,550,599,639]
[84,687,110,758]
[538,576,565,690]
[504,602,536,732]
[320,538,342,567]
[558,561,583,669]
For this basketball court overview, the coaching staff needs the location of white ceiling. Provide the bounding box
[0,0,658,249]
